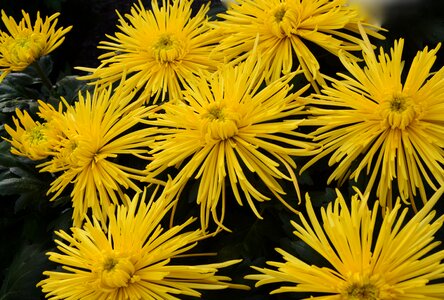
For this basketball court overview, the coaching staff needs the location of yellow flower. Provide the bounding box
[301,28,444,210]
[247,187,444,299]
[212,0,385,92]
[0,10,72,81]
[38,189,248,299]
[4,108,56,160]
[37,85,155,226]
[145,54,318,230]
[77,0,221,103]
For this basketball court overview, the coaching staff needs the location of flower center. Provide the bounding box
[202,104,239,141]
[96,254,139,291]
[346,283,379,300]
[267,5,299,38]
[379,93,418,129]
[152,33,186,63]
[4,31,45,66]
[274,7,286,22]
[26,125,47,145]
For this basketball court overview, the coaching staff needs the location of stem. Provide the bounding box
[32,60,53,91]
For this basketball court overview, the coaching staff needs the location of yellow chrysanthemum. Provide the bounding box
[0,10,72,81]
[247,186,444,299]
[213,0,385,91]
[38,189,247,299]
[144,54,318,230]
[77,0,221,103]
[301,29,444,210]
[4,108,57,160]
[37,85,155,226]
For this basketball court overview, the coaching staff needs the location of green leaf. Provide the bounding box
[0,177,44,196]
[0,243,51,300]
[54,75,86,104]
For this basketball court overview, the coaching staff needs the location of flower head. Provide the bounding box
[4,108,57,160]
[0,10,72,81]
[37,85,155,226]
[301,28,444,210]
[77,0,221,103]
[145,54,318,230]
[247,187,444,298]
[38,189,247,299]
[213,0,384,91]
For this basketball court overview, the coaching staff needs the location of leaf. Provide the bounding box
[0,177,44,196]
[54,75,86,103]
[0,243,52,300]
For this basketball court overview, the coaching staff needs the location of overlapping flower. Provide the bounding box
[144,53,318,230]
[301,27,444,210]
[212,0,385,91]
[0,9,71,81]
[77,0,221,103]
[38,189,247,299]
[247,187,444,298]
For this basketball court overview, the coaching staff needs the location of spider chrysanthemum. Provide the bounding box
[36,85,155,226]
[77,0,221,103]
[38,189,247,299]
[144,55,318,230]
[301,30,444,210]
[213,0,384,91]
[247,187,444,299]
[0,10,72,81]
[4,108,57,160]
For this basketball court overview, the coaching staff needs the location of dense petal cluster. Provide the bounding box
[301,30,444,210]
[247,187,444,299]
[145,54,318,230]
[212,0,384,91]
[38,189,247,299]
[5,85,155,226]
[37,85,154,226]
[0,10,72,81]
[77,0,221,103]
[5,108,56,160]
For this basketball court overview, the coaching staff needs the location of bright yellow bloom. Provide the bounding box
[0,10,72,81]
[247,187,444,299]
[4,108,56,160]
[77,0,221,103]
[38,189,247,299]
[37,85,155,226]
[144,54,318,230]
[212,0,384,92]
[301,30,444,210]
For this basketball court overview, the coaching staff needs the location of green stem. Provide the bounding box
[32,60,53,91]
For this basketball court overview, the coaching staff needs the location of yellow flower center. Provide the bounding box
[96,254,139,291]
[26,125,47,145]
[274,7,286,22]
[152,33,186,63]
[202,104,239,141]
[267,5,299,38]
[379,93,418,129]
[345,283,379,300]
[4,31,45,66]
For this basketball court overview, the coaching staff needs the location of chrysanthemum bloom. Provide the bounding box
[247,186,444,298]
[4,108,57,160]
[38,189,248,299]
[37,85,155,226]
[77,0,221,103]
[0,10,72,81]
[301,29,444,210]
[212,0,385,92]
[144,54,318,230]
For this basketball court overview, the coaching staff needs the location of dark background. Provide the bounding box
[0,0,443,299]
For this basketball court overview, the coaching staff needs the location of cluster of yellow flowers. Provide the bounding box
[1,0,444,299]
